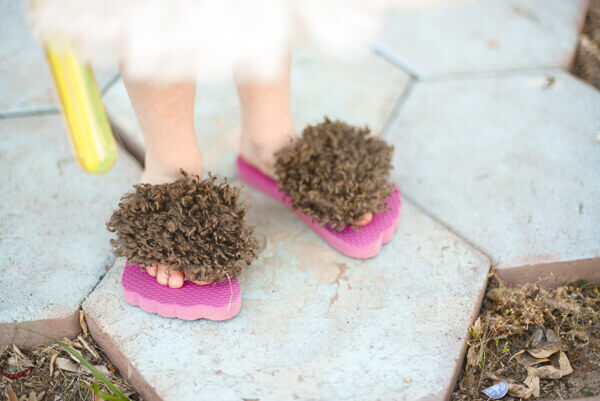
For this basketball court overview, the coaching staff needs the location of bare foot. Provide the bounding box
[145,264,209,289]
[239,131,373,227]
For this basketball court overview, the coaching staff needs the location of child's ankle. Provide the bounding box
[141,151,203,185]
[240,125,295,176]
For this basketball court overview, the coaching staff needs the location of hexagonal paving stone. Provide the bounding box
[0,115,140,348]
[386,70,600,285]
[376,0,587,78]
[83,188,490,401]
[104,51,409,177]
[0,1,118,114]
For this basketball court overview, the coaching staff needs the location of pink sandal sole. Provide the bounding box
[237,157,401,258]
[122,261,241,321]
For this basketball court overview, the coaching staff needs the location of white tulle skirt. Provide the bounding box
[29,0,401,83]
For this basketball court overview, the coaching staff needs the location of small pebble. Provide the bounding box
[403,377,412,383]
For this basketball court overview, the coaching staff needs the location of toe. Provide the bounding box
[146,263,158,277]
[156,265,170,286]
[192,280,211,286]
[168,271,184,288]
[354,212,373,227]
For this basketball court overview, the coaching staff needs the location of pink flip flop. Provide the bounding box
[237,157,401,258]
[121,261,241,321]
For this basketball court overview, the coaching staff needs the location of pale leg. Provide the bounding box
[235,58,373,226]
[121,72,207,287]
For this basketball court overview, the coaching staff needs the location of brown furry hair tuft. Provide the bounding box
[274,118,394,231]
[107,172,258,283]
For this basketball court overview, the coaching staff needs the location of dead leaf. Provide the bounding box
[507,370,540,399]
[523,371,540,398]
[528,351,573,379]
[61,337,82,349]
[472,317,483,337]
[545,328,559,343]
[486,288,512,302]
[77,335,99,359]
[530,327,544,347]
[513,350,550,367]
[558,351,574,375]
[11,344,33,367]
[56,357,80,373]
[24,390,44,401]
[94,365,111,377]
[5,385,18,401]
[507,381,538,399]
[466,344,478,367]
[55,357,110,377]
[568,329,589,342]
[527,343,561,358]
[543,297,581,314]
[79,310,88,336]
[49,352,58,378]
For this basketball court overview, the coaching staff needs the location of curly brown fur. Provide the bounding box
[274,118,394,231]
[107,173,258,283]
[573,0,600,89]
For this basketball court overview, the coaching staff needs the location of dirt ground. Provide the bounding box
[451,275,600,401]
[0,313,140,401]
[573,0,600,89]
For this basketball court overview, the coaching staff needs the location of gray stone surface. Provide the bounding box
[376,0,587,78]
[386,70,600,275]
[104,51,409,177]
[84,190,490,401]
[0,115,139,342]
[0,1,118,114]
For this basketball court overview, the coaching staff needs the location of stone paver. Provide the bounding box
[104,51,409,177]
[84,188,490,401]
[386,70,600,285]
[376,0,587,78]
[0,1,118,114]
[0,115,140,348]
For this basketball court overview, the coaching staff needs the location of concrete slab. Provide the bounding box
[376,0,587,78]
[83,190,490,401]
[0,1,118,114]
[0,115,140,348]
[104,51,409,177]
[386,70,600,285]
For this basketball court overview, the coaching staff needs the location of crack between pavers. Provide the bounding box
[80,252,117,308]
[101,72,121,96]
[108,115,145,167]
[373,43,421,81]
[381,77,415,137]
[0,106,59,119]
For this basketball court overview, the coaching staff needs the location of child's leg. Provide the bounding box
[235,60,373,226]
[121,72,205,288]
[121,73,202,185]
[236,58,295,178]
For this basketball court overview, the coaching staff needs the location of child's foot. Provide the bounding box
[138,153,209,289]
[239,130,374,227]
[145,264,209,288]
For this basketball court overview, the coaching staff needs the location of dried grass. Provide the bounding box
[451,275,600,400]
[0,331,140,401]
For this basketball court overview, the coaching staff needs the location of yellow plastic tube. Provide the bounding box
[45,40,116,173]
